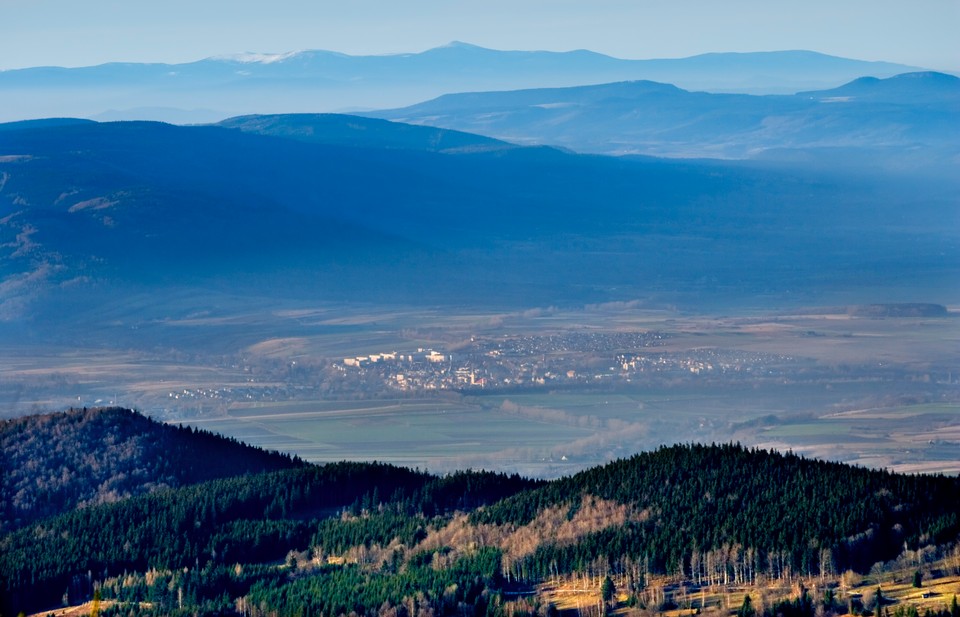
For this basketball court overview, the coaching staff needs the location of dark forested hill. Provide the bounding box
[472,443,960,578]
[2,439,957,617]
[0,459,539,616]
[0,407,304,533]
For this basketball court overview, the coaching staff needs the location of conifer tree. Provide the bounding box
[601,576,615,603]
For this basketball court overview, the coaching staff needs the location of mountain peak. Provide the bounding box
[422,41,495,55]
[438,41,485,50]
[891,70,960,83]
[211,50,302,64]
[801,70,960,101]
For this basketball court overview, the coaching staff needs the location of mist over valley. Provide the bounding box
[1,106,957,474]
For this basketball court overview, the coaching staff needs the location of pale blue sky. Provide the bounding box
[1,0,957,71]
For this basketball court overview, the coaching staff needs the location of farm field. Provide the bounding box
[190,399,596,474]
[178,381,960,476]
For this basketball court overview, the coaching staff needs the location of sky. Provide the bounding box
[1,0,958,72]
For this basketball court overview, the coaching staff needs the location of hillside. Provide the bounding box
[216,113,513,153]
[471,443,960,577]
[0,45,924,123]
[2,438,957,617]
[0,407,304,533]
[2,115,957,329]
[801,71,960,103]
[0,458,540,616]
[371,72,960,167]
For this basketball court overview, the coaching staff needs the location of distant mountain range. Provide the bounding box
[370,71,960,169]
[0,43,927,123]
[1,114,957,325]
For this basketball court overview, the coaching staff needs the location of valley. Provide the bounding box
[4,301,957,477]
[1,25,958,617]
[3,108,955,479]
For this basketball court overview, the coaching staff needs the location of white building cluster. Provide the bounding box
[342,348,447,368]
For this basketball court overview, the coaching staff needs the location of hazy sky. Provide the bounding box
[1,0,957,72]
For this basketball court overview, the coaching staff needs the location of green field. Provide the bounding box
[175,388,960,477]
[189,399,598,475]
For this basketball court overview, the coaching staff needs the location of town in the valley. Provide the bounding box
[333,332,806,394]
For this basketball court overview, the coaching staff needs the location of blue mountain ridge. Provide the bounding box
[0,45,928,123]
[368,72,960,167]
[1,114,956,322]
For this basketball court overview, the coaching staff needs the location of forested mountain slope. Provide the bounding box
[2,438,956,617]
[471,443,960,579]
[0,460,539,616]
[0,407,304,533]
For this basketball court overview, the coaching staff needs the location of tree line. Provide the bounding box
[473,443,960,579]
[0,460,536,616]
[2,442,958,617]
